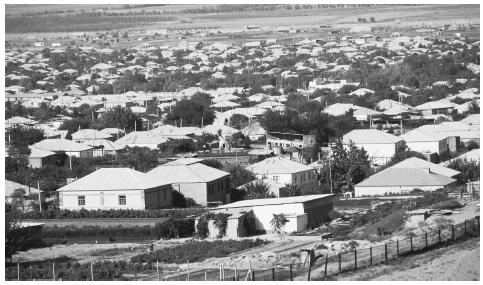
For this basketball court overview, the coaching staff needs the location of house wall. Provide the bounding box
[255,173,293,186]
[194,214,249,239]
[59,187,171,210]
[405,141,442,154]
[354,185,450,197]
[174,176,230,205]
[28,157,43,168]
[346,141,402,166]
[303,196,334,228]
[251,203,305,232]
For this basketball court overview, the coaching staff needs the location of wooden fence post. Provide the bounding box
[204,271,207,281]
[324,256,328,277]
[307,263,312,281]
[272,267,275,281]
[52,262,55,281]
[157,260,160,281]
[384,243,388,263]
[396,240,399,256]
[338,253,342,273]
[477,216,480,233]
[369,247,372,265]
[464,220,467,237]
[425,233,428,248]
[251,270,255,281]
[410,236,413,252]
[452,225,455,241]
[290,264,293,281]
[17,263,20,281]
[438,227,441,243]
[354,250,357,270]
[187,273,190,281]
[90,262,94,281]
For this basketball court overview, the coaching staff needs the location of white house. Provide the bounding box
[246,157,317,191]
[147,158,231,205]
[354,167,456,197]
[342,129,405,165]
[57,168,172,210]
[213,194,334,233]
[31,139,94,158]
[242,122,267,141]
[399,129,450,155]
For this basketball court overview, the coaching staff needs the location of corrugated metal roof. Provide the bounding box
[32,139,93,152]
[343,129,402,144]
[217,194,333,209]
[147,162,230,184]
[57,168,168,191]
[391,157,460,177]
[246,157,314,175]
[355,168,456,187]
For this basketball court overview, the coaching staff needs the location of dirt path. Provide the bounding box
[331,238,480,281]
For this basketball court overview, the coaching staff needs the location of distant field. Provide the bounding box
[5,4,479,34]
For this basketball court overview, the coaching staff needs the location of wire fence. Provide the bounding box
[6,216,480,281]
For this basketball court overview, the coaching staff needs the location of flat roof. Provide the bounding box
[217,194,333,209]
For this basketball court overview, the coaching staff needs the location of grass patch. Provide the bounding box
[432,199,464,210]
[363,210,406,235]
[131,239,269,264]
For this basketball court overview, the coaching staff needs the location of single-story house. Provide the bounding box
[28,146,59,168]
[57,168,172,210]
[399,129,451,155]
[238,178,289,198]
[147,158,231,205]
[71,129,112,143]
[342,129,405,166]
[354,168,457,197]
[31,139,94,158]
[391,157,460,178]
[211,194,334,234]
[246,157,317,191]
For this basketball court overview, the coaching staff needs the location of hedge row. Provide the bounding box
[6,260,155,281]
[42,219,195,240]
[23,207,207,219]
[131,239,269,264]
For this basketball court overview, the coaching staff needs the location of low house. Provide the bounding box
[57,168,172,210]
[71,129,112,143]
[5,116,37,129]
[399,129,451,155]
[31,139,94,158]
[342,129,405,166]
[211,194,334,234]
[81,139,125,157]
[246,157,317,192]
[354,168,457,197]
[115,131,169,150]
[417,122,480,146]
[391,157,460,177]
[147,158,231,205]
[28,146,59,168]
[242,122,267,141]
[266,132,316,150]
[238,178,289,198]
[415,101,455,116]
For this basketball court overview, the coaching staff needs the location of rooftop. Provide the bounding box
[217,194,333,209]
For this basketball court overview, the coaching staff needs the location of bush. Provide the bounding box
[22,207,207,219]
[328,210,341,220]
[432,199,464,210]
[131,239,269,264]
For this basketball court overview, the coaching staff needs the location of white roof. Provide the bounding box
[460,114,480,126]
[81,139,125,151]
[71,129,111,140]
[5,180,40,197]
[415,100,455,110]
[442,149,480,166]
[32,139,93,152]
[391,157,460,177]
[356,168,456,187]
[343,129,403,144]
[115,131,169,146]
[57,168,167,192]
[217,194,333,209]
[6,116,37,125]
[29,146,56,158]
[147,162,229,184]
[163,158,204,166]
[246,157,313,175]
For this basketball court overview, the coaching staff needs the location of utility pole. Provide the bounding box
[37,180,42,213]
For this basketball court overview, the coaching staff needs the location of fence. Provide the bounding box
[6,217,479,281]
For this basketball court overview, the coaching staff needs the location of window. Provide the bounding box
[272,176,279,182]
[118,195,126,205]
[78,195,85,206]
[100,192,104,206]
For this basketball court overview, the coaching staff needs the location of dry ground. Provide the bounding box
[331,237,480,281]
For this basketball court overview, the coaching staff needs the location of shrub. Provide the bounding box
[130,239,269,264]
[432,199,464,210]
[328,210,341,220]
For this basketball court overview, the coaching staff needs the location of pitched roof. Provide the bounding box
[246,157,313,175]
[460,114,480,126]
[163,158,204,166]
[32,139,93,152]
[57,168,167,192]
[442,149,480,166]
[115,131,169,146]
[81,139,125,151]
[29,146,56,158]
[343,129,403,144]
[5,116,37,125]
[391,157,460,177]
[5,180,40,197]
[71,129,111,140]
[355,168,456,187]
[217,194,333,209]
[147,162,230,184]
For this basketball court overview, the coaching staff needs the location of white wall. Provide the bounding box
[252,203,306,232]
[346,142,400,165]
[354,185,447,197]
[405,141,441,154]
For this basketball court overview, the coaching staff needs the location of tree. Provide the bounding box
[244,180,276,200]
[158,139,196,154]
[171,189,186,208]
[164,93,215,127]
[229,114,249,129]
[446,158,480,183]
[5,204,28,262]
[10,188,38,214]
[101,106,142,132]
[319,138,371,194]
[6,125,45,156]
[285,183,301,197]
[270,213,289,240]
